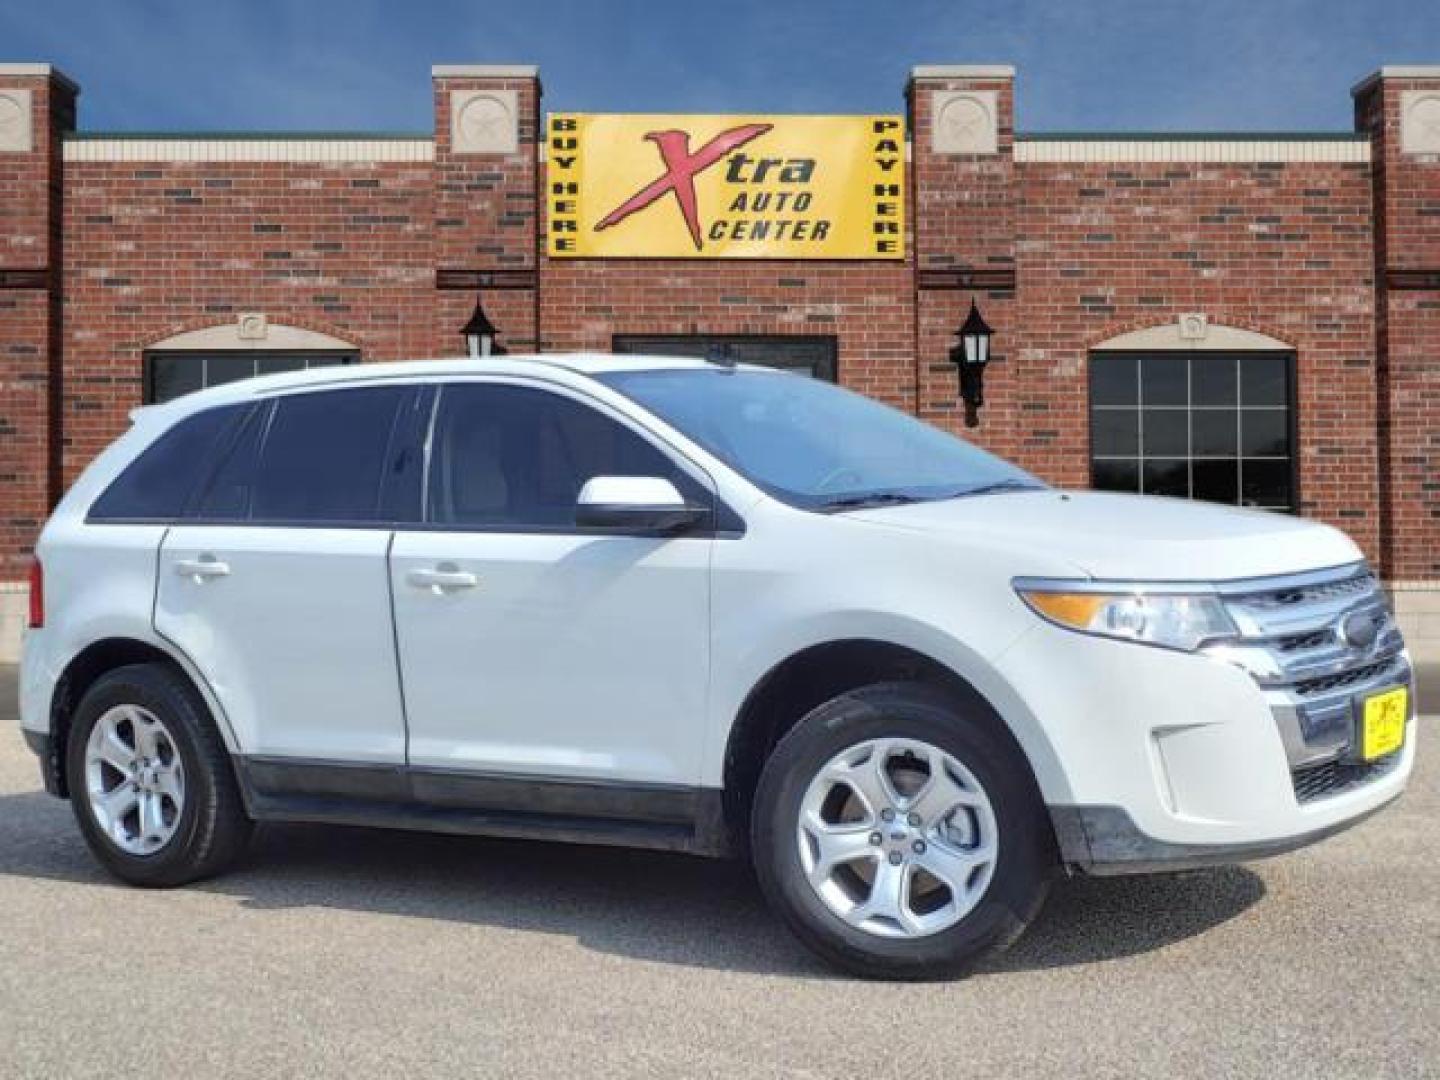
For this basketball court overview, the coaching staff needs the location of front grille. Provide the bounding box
[1292,754,1397,804]
[1238,572,1377,610]
[1277,628,1333,653]
[1210,562,1410,802]
[1293,657,1398,698]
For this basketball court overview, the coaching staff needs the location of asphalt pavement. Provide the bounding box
[1,665,1436,1079]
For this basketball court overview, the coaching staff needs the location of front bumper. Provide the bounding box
[994,564,1417,873]
[1050,796,1400,875]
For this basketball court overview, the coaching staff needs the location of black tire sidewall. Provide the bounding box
[752,683,1054,979]
[65,665,231,887]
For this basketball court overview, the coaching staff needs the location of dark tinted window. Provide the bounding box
[194,387,410,524]
[1090,350,1295,511]
[195,406,265,520]
[430,383,701,529]
[144,352,356,404]
[614,336,837,381]
[89,405,241,521]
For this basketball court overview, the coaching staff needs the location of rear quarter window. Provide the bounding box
[88,404,242,522]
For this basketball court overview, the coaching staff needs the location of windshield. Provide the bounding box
[598,367,1045,511]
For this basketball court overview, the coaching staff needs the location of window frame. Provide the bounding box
[1087,349,1300,513]
[121,375,740,536]
[413,376,737,538]
[613,334,839,382]
[142,349,359,405]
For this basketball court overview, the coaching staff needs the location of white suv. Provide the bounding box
[18,355,1416,978]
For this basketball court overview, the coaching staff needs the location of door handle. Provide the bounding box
[407,567,479,592]
[174,556,231,581]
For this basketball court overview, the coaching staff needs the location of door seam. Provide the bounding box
[384,528,412,766]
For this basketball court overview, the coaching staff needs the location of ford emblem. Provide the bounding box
[1337,610,1379,650]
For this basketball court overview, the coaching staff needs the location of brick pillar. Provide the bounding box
[1354,66,1440,656]
[0,64,75,651]
[908,66,1022,455]
[430,65,541,356]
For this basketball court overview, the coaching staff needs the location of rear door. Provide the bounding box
[154,384,425,763]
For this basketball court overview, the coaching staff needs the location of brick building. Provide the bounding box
[0,61,1437,660]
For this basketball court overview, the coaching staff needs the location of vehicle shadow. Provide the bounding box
[0,788,1265,979]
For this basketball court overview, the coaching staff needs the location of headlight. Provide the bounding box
[1015,581,1237,652]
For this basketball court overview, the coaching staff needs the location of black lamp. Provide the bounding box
[949,300,994,427]
[461,295,505,357]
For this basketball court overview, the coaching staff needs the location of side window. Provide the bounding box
[429,383,707,530]
[192,386,414,524]
[89,404,242,522]
[194,405,265,520]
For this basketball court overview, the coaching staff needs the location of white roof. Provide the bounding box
[138,352,751,421]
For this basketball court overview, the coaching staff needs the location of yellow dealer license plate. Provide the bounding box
[1360,687,1408,762]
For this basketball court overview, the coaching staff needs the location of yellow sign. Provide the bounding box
[547,113,905,259]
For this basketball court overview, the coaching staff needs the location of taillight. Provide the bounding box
[27,557,43,629]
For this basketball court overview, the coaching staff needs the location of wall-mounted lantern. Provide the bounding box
[949,300,994,428]
[461,295,505,357]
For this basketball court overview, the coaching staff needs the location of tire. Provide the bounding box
[751,681,1055,980]
[65,663,252,887]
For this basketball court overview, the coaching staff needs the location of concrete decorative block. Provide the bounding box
[1178,313,1209,340]
[932,90,997,155]
[237,312,268,340]
[0,88,33,152]
[451,89,519,155]
[1400,91,1440,155]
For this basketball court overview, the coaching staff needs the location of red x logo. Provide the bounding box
[595,123,773,251]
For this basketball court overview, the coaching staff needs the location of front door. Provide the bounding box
[154,384,423,763]
[389,379,713,786]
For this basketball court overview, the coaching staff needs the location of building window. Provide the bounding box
[142,351,358,404]
[613,335,837,381]
[1089,351,1296,511]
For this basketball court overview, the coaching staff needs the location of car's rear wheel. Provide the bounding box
[751,681,1055,979]
[66,663,252,887]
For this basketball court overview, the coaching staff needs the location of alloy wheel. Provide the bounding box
[83,704,186,856]
[796,737,998,938]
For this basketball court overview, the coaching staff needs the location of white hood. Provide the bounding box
[849,490,1364,582]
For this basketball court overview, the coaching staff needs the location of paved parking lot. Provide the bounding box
[1,665,1435,1079]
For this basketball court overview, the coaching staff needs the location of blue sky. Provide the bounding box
[3,0,1436,133]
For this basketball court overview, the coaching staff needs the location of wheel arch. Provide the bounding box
[720,637,1061,853]
[47,636,235,798]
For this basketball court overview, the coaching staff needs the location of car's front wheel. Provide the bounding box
[65,663,252,887]
[751,682,1055,979]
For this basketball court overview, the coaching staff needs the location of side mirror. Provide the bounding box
[575,476,706,533]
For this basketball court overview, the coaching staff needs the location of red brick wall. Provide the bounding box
[909,72,1019,448]
[1011,156,1379,560]
[538,257,916,411]
[0,71,73,579]
[908,74,1382,563]
[0,63,1434,588]
[432,72,540,352]
[60,156,439,481]
[1356,74,1440,580]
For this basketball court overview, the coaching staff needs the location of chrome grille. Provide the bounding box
[1293,657,1397,698]
[1276,628,1332,653]
[1235,572,1376,611]
[1202,562,1410,803]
